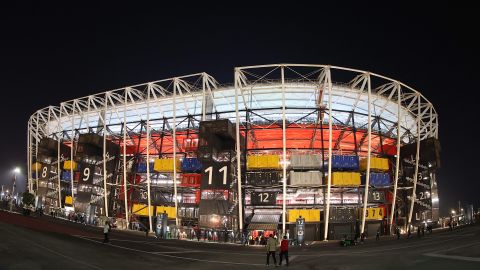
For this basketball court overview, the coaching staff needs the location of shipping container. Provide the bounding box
[63,160,78,171]
[332,172,360,186]
[136,162,154,173]
[289,171,323,186]
[360,157,389,171]
[290,154,323,169]
[288,209,321,222]
[153,158,181,172]
[181,158,203,172]
[247,155,281,170]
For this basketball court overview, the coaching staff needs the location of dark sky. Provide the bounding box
[1,2,478,216]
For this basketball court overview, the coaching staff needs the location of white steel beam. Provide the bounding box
[281,66,287,235]
[123,90,130,230]
[389,83,402,234]
[146,84,153,233]
[103,95,109,218]
[360,73,372,235]
[173,79,179,227]
[408,95,422,226]
[323,67,333,241]
[234,69,244,232]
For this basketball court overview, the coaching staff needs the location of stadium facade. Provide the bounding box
[27,64,440,240]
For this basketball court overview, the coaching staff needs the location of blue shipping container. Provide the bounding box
[137,162,154,173]
[181,158,203,172]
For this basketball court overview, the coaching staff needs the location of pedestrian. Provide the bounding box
[407,227,411,239]
[279,235,289,266]
[396,227,401,240]
[421,226,425,237]
[376,230,380,241]
[265,234,278,266]
[360,232,366,243]
[103,221,110,243]
[417,226,421,238]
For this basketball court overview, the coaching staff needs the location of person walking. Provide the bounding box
[279,235,289,266]
[103,221,111,243]
[265,234,278,266]
[396,227,401,240]
[376,230,380,241]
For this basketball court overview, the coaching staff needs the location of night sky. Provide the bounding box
[1,2,478,216]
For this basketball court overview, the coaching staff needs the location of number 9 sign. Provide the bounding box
[80,163,95,184]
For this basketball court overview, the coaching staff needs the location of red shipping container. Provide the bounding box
[181,173,201,187]
[195,190,201,204]
[183,138,199,151]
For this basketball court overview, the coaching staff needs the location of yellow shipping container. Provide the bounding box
[65,196,73,205]
[332,172,360,186]
[288,209,320,222]
[360,157,389,171]
[247,155,281,170]
[331,172,344,186]
[132,203,155,216]
[63,160,78,171]
[156,206,177,218]
[359,207,385,220]
[153,158,181,172]
[32,162,42,171]
[350,172,361,186]
[288,209,299,222]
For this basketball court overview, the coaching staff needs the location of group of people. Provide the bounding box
[265,234,290,267]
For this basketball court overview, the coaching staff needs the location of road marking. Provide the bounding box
[75,235,266,267]
[76,235,264,256]
[423,253,480,262]
[151,251,202,254]
[289,255,298,262]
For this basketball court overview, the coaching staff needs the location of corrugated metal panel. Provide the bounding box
[247,223,278,231]
[251,214,280,223]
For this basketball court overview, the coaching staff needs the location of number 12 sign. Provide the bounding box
[250,192,277,205]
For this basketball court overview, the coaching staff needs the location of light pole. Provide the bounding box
[10,167,20,211]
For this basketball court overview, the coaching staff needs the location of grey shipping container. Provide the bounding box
[289,171,323,186]
[290,154,323,169]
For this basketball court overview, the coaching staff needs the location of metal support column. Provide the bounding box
[389,84,402,234]
[323,68,333,241]
[27,121,32,193]
[281,66,287,235]
[103,97,109,218]
[173,80,179,227]
[57,130,62,208]
[234,69,244,232]
[123,92,130,229]
[361,74,372,235]
[70,107,75,207]
[202,73,207,121]
[408,95,422,225]
[146,86,153,233]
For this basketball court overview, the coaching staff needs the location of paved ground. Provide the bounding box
[1,210,479,270]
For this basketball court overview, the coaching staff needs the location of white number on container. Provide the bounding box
[42,166,48,178]
[258,192,270,203]
[83,167,90,181]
